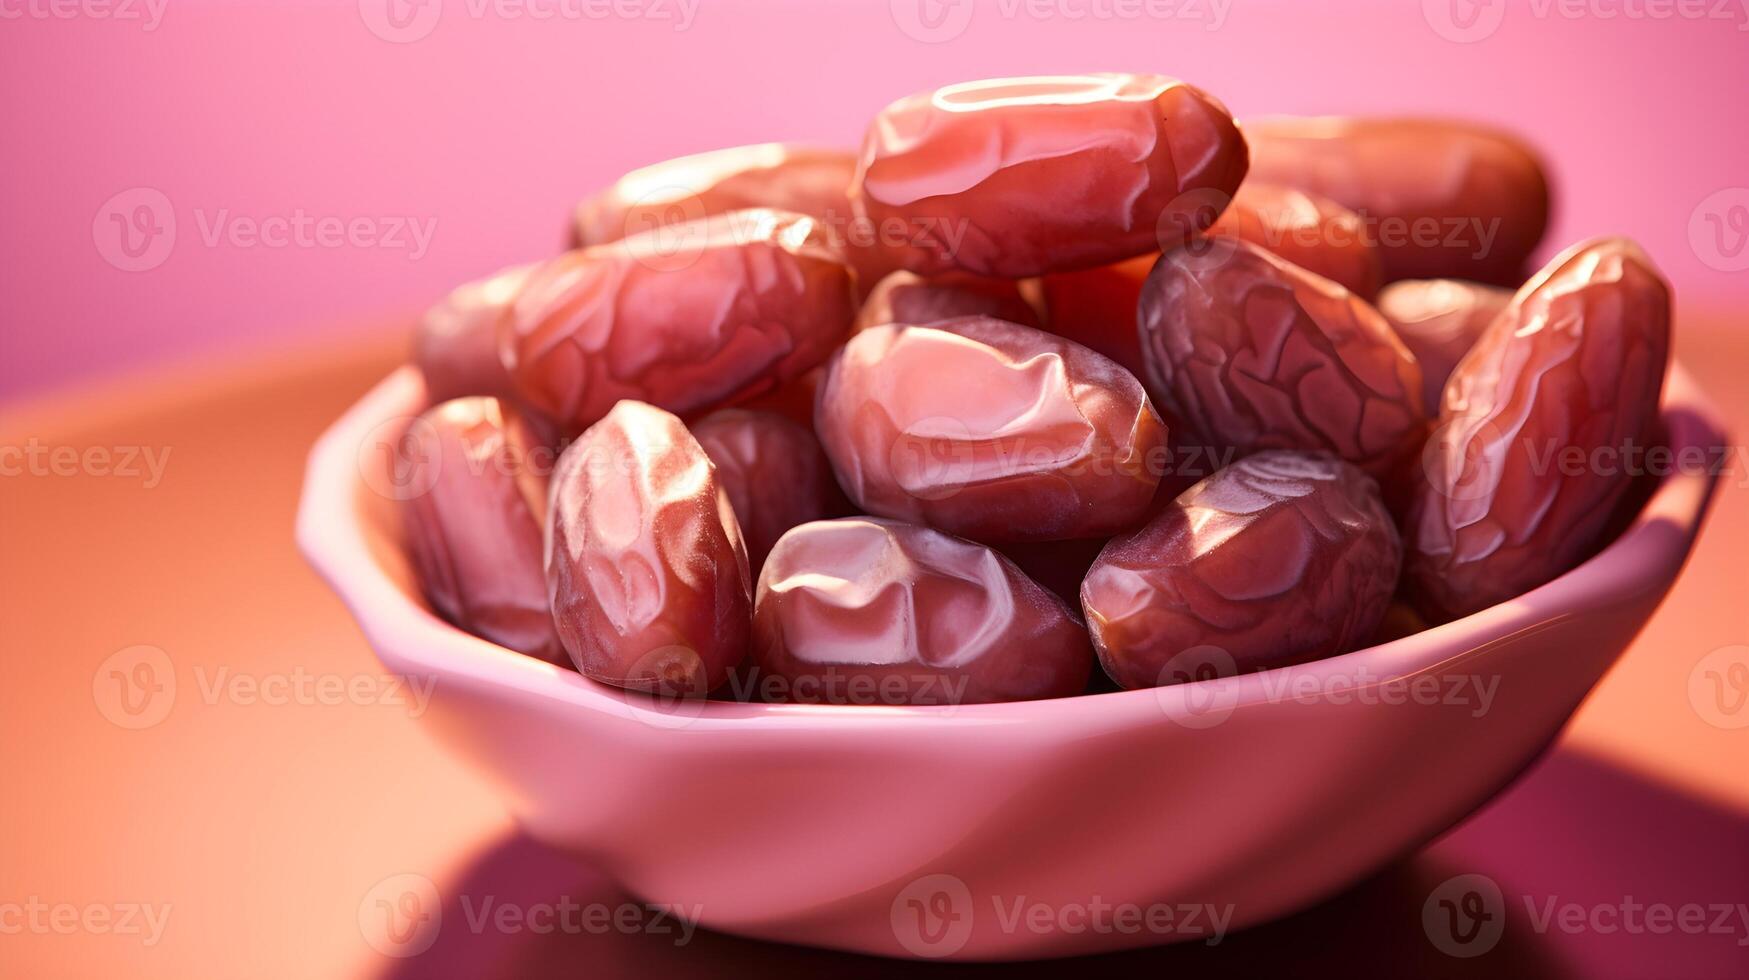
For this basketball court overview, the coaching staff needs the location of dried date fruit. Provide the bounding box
[854,269,1042,333]
[503,209,856,431]
[853,73,1248,278]
[397,397,566,665]
[752,518,1092,704]
[1245,116,1550,285]
[546,400,752,694]
[1207,181,1383,299]
[690,408,848,573]
[414,264,534,402]
[1138,238,1427,484]
[1081,451,1401,688]
[1376,279,1513,416]
[569,142,890,290]
[1407,238,1671,622]
[816,315,1168,542]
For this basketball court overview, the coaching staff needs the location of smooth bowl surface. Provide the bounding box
[296,365,1723,961]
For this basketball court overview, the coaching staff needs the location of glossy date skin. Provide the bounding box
[1207,181,1383,299]
[502,209,857,432]
[853,269,1042,333]
[753,518,1092,704]
[1081,451,1401,689]
[1244,116,1551,285]
[414,264,534,402]
[398,397,566,665]
[569,143,890,290]
[1376,279,1513,416]
[1138,238,1427,484]
[853,73,1248,278]
[690,408,848,573]
[1407,238,1671,623]
[1040,184,1382,377]
[546,400,752,694]
[816,316,1169,543]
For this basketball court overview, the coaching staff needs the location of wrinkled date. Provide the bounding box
[854,269,1042,332]
[853,73,1248,278]
[816,315,1168,542]
[1245,116,1550,285]
[1376,279,1513,416]
[1207,181,1383,299]
[547,400,752,694]
[503,209,856,431]
[569,143,890,290]
[398,397,567,665]
[690,408,848,573]
[1081,451,1401,688]
[752,518,1092,704]
[1407,237,1671,622]
[414,264,534,402]
[1138,238,1427,484]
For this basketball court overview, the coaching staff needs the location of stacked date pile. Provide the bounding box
[404,73,1671,705]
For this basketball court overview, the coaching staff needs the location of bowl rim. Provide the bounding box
[296,362,1727,732]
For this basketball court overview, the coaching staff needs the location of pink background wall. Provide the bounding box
[3,0,1746,402]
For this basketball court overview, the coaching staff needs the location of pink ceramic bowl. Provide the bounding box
[297,364,1723,961]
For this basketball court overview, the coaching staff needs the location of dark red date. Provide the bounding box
[546,400,752,694]
[1138,238,1427,484]
[815,315,1168,543]
[1406,237,1671,622]
[503,209,856,431]
[1081,450,1401,688]
[853,73,1248,278]
[397,397,566,665]
[1245,116,1550,285]
[752,518,1092,704]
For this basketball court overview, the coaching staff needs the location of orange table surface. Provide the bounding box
[2,319,1746,980]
